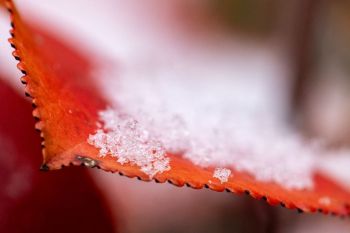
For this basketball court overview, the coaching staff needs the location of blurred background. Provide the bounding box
[0,0,350,232]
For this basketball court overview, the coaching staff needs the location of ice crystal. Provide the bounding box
[88,108,170,178]
[213,168,231,184]
[318,196,331,206]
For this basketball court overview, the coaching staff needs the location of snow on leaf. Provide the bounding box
[319,197,331,206]
[213,168,232,184]
[5,0,350,217]
[88,108,170,178]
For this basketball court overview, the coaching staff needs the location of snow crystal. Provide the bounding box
[88,108,170,178]
[318,196,331,206]
[213,168,231,184]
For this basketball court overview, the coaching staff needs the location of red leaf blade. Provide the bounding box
[5,0,350,217]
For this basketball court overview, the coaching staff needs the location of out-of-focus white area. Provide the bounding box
[14,0,211,60]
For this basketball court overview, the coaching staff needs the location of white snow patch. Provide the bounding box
[318,196,331,206]
[87,46,319,190]
[89,53,318,190]
[213,168,232,184]
[88,99,315,190]
[70,0,348,190]
[88,108,170,178]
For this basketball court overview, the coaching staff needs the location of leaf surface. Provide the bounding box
[4,0,350,217]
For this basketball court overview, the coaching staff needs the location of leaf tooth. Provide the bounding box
[32,108,41,121]
[12,50,20,61]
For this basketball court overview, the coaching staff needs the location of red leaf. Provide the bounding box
[4,0,350,217]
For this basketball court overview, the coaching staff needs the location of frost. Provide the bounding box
[213,168,231,184]
[88,108,170,178]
